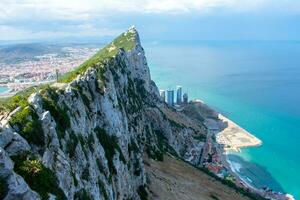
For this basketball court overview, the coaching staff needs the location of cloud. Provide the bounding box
[0,0,300,41]
[1,0,300,22]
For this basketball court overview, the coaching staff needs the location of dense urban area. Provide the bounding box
[0,44,99,96]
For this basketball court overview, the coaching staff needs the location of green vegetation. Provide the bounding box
[71,172,78,187]
[137,185,148,200]
[74,189,92,200]
[176,157,268,200]
[135,79,147,99]
[9,106,44,146]
[146,129,168,161]
[146,145,163,162]
[128,139,139,156]
[126,78,143,114]
[0,85,49,113]
[72,85,91,111]
[0,177,8,199]
[12,155,66,200]
[193,134,206,142]
[66,132,78,158]
[133,159,141,176]
[94,127,126,175]
[168,118,184,129]
[41,87,70,140]
[81,165,90,181]
[209,193,220,200]
[77,134,88,158]
[98,178,108,200]
[58,30,136,83]
[87,133,95,153]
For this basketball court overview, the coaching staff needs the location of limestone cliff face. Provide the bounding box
[0,27,206,200]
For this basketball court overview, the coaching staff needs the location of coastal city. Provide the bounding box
[0,45,99,96]
[159,85,294,200]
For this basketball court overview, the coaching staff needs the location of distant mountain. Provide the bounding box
[0,43,103,64]
[0,44,62,64]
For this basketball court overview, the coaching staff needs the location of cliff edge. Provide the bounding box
[0,27,255,200]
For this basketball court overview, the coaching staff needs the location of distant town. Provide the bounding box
[0,44,99,96]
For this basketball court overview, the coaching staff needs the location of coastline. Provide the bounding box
[216,114,262,152]
[189,99,294,200]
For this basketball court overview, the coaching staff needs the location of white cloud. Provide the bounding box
[1,0,299,22]
[0,0,299,41]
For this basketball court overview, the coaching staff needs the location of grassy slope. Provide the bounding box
[145,155,252,200]
[0,29,137,113]
[58,29,136,83]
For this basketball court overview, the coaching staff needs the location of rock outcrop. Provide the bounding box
[0,27,206,200]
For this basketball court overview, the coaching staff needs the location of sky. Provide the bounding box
[0,0,300,42]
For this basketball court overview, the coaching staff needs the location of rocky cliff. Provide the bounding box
[0,27,207,200]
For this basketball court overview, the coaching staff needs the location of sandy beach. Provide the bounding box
[216,114,262,152]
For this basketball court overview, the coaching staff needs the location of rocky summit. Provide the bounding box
[0,27,250,200]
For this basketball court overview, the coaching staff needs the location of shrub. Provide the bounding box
[81,166,90,181]
[9,106,44,146]
[12,155,66,200]
[128,140,139,157]
[98,179,108,200]
[72,172,78,187]
[74,189,91,200]
[73,85,91,111]
[41,94,70,140]
[137,185,148,200]
[0,177,8,199]
[193,134,206,142]
[94,127,126,175]
[77,134,88,158]
[210,193,220,200]
[87,134,95,153]
[0,84,49,113]
[66,132,78,158]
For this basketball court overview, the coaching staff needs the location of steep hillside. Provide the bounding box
[0,27,253,200]
[146,155,252,200]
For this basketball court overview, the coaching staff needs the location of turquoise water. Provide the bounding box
[0,87,8,94]
[145,41,300,199]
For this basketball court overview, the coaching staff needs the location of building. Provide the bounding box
[183,93,188,103]
[159,90,166,102]
[176,86,182,104]
[167,90,174,106]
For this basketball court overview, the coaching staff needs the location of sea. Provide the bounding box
[144,41,300,199]
[0,87,8,94]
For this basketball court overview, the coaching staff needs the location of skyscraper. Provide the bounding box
[159,90,166,102]
[167,90,174,106]
[176,86,182,104]
[183,93,188,104]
